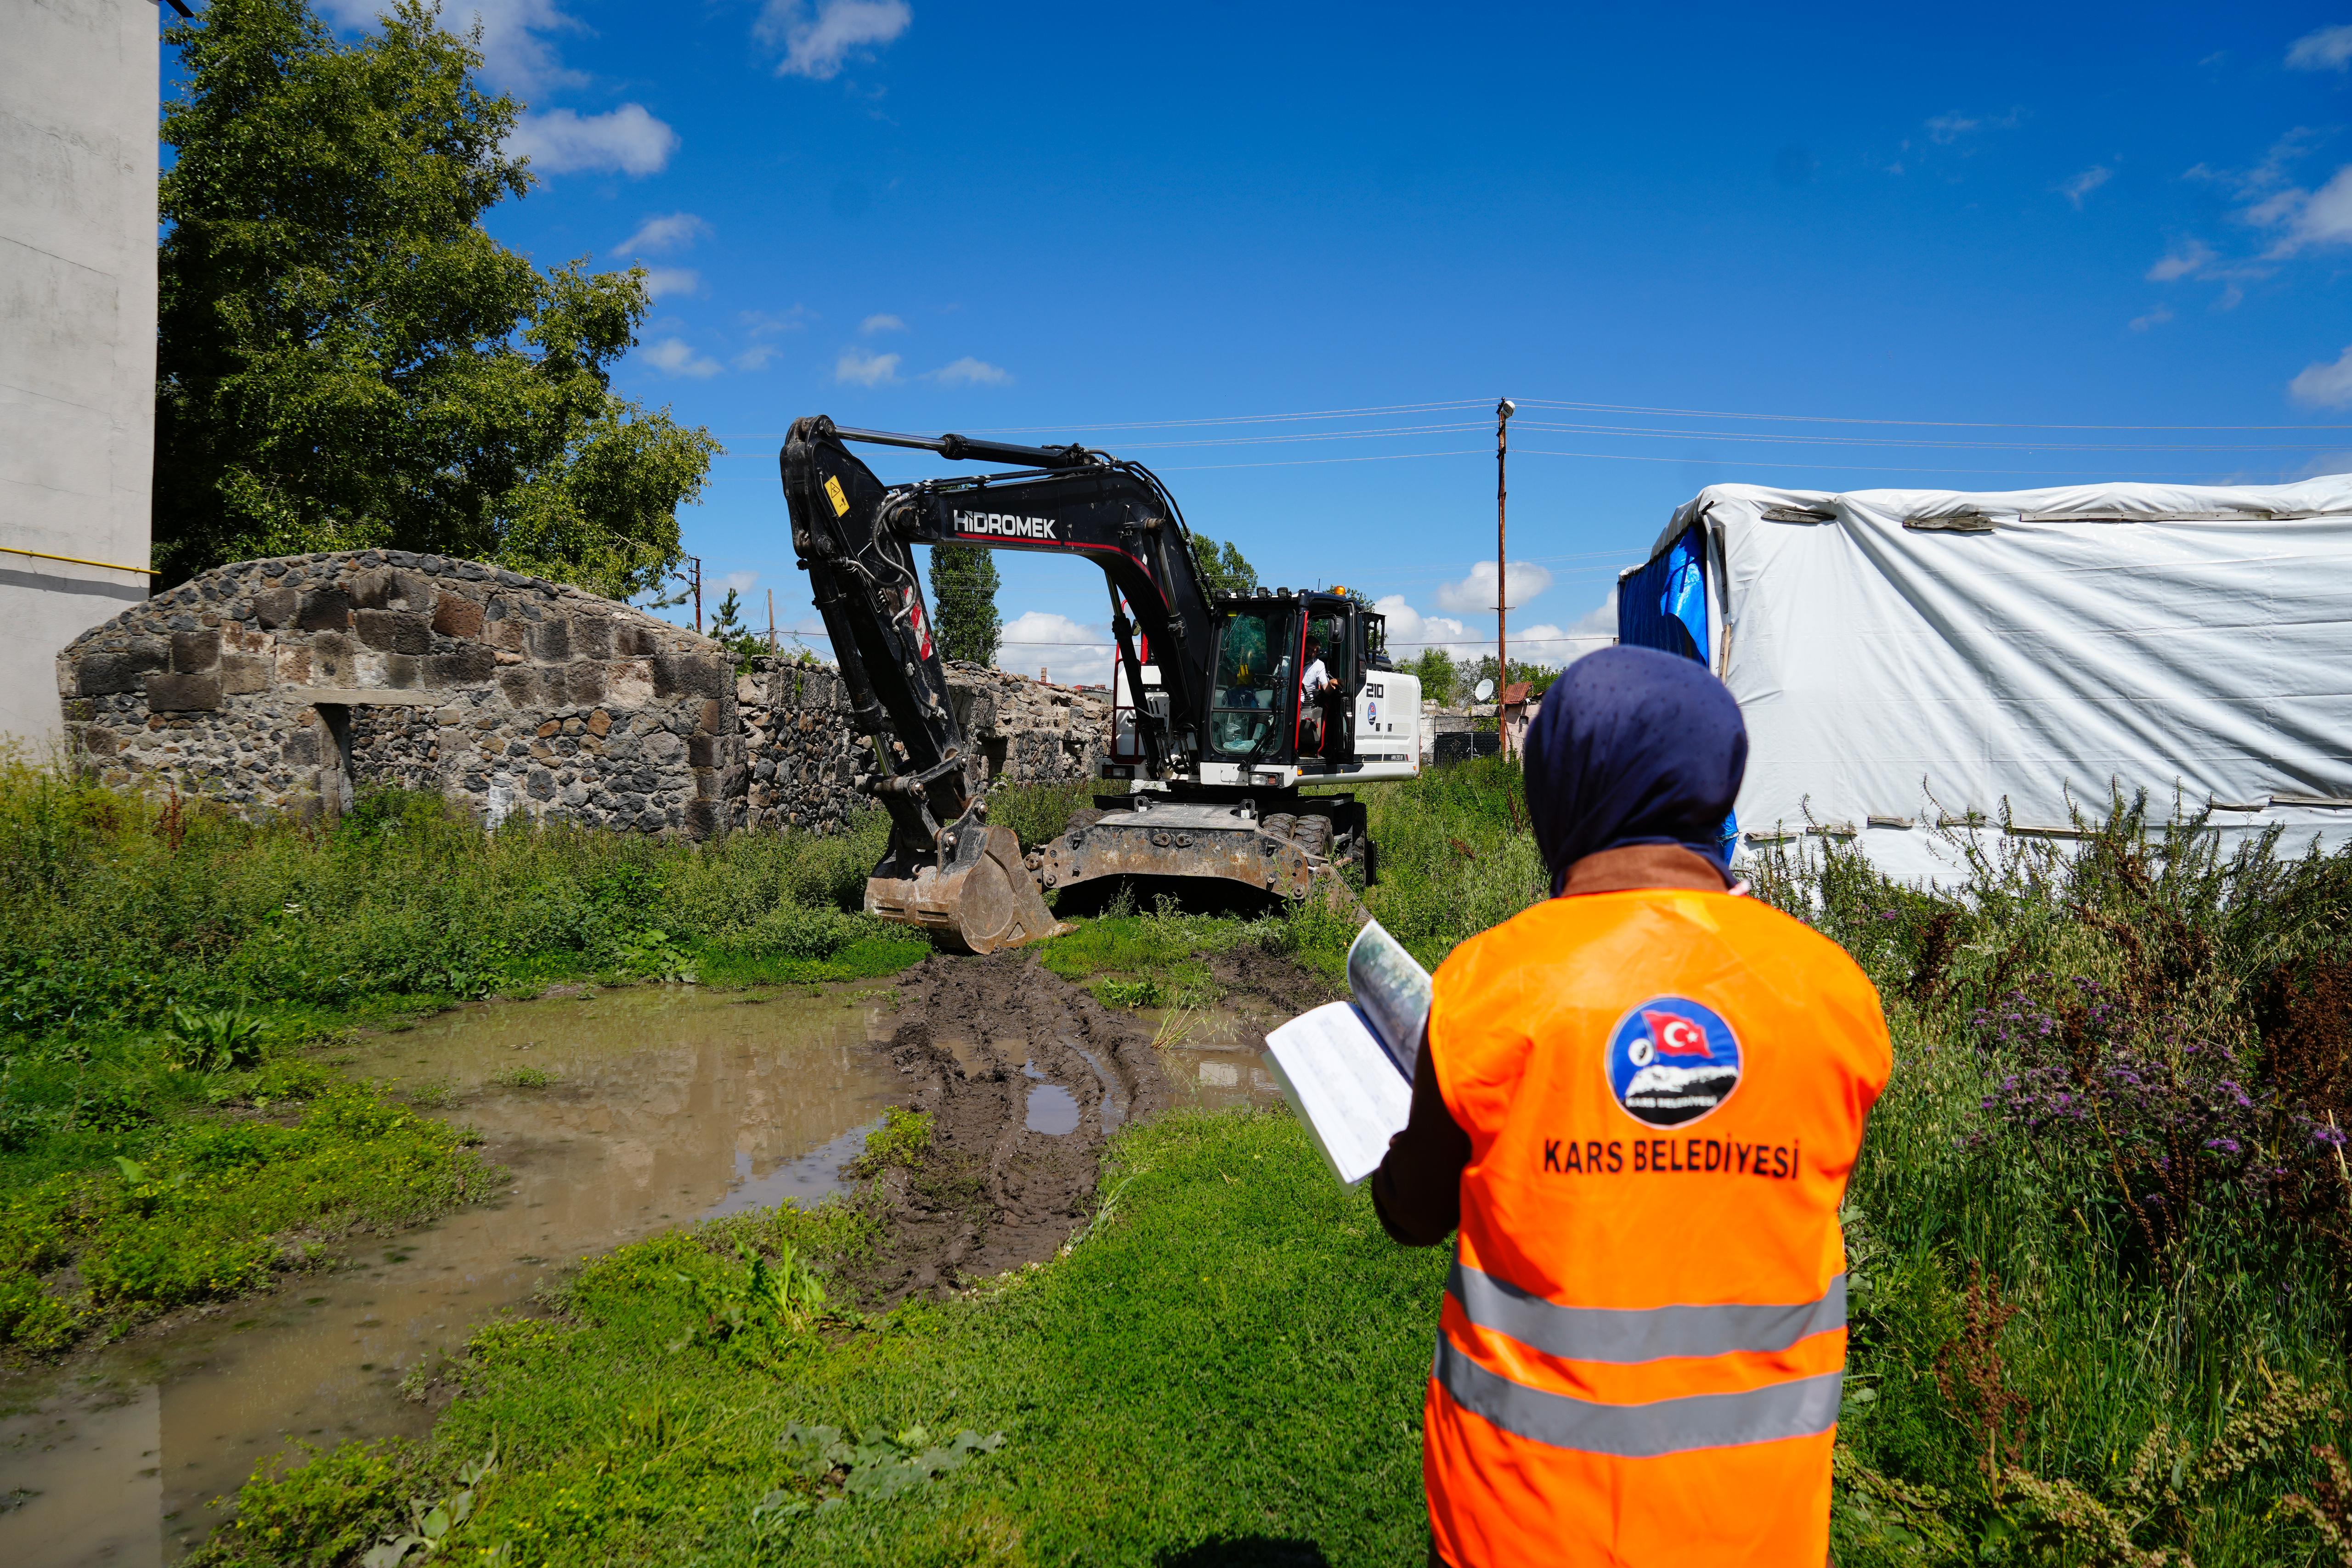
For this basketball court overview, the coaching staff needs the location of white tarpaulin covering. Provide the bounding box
[1651,476,2352,882]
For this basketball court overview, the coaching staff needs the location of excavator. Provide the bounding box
[780,416,1422,953]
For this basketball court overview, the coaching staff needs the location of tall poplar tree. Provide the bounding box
[927,545,1001,665]
[155,0,716,596]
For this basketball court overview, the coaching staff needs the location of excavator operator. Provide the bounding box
[1299,637,1340,756]
[1371,646,1892,1567]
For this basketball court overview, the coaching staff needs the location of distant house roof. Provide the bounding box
[1500,681,1536,706]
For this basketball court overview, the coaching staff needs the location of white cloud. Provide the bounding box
[2290,344,2352,408]
[2058,166,2111,208]
[1925,107,2024,146]
[1509,624,1616,670]
[639,266,701,300]
[1371,596,1468,656]
[2129,303,2175,332]
[2288,25,2352,71]
[2146,239,2216,281]
[756,0,912,81]
[617,212,710,254]
[641,337,722,378]
[860,313,907,334]
[927,356,1011,387]
[509,105,678,176]
[835,349,901,386]
[719,570,760,596]
[734,344,782,371]
[1434,559,1553,615]
[319,0,585,92]
[2246,164,2352,255]
[997,610,1110,687]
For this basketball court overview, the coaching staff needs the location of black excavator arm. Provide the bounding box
[780,415,1222,950]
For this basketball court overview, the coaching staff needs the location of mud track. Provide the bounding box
[846,951,1171,1302]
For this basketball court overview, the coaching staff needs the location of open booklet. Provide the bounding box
[1260,920,1432,1186]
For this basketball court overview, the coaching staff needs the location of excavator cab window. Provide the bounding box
[1207,607,1289,759]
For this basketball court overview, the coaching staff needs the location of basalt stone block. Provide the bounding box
[282,728,322,767]
[571,615,613,659]
[497,666,552,707]
[616,622,661,657]
[146,671,223,711]
[252,587,299,628]
[687,733,722,767]
[385,654,423,688]
[426,644,497,684]
[651,654,727,700]
[566,663,606,706]
[171,629,221,672]
[77,725,117,756]
[348,567,395,609]
[356,609,431,654]
[527,618,571,662]
[431,592,485,639]
[78,640,170,696]
[296,587,352,632]
[220,653,270,695]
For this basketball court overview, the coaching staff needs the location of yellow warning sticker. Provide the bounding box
[824,475,850,516]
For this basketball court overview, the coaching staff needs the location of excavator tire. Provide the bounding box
[865,824,1069,956]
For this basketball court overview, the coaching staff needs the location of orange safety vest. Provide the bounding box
[1423,888,1891,1568]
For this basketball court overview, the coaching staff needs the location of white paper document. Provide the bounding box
[1261,921,1432,1186]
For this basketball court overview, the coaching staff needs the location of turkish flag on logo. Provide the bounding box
[1642,1010,1713,1059]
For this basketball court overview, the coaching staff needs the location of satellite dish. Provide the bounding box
[1473,678,1496,703]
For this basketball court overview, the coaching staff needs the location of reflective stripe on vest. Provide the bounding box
[1433,1336,1845,1460]
[1449,1257,1848,1364]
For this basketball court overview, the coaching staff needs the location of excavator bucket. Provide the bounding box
[865,823,1067,955]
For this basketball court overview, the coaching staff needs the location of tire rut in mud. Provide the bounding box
[845,951,1170,1303]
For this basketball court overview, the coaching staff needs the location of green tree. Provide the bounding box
[155,0,717,596]
[927,545,1001,664]
[1404,647,1459,705]
[707,588,767,672]
[1190,532,1261,598]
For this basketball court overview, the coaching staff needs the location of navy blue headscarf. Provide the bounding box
[1522,646,1747,895]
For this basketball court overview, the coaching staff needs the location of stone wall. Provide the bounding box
[57,551,743,835]
[735,657,1113,833]
[57,553,1113,840]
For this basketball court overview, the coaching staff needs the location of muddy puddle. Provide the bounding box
[0,984,904,1568]
[0,948,1327,1567]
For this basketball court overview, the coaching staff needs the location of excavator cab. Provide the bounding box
[1199,589,1386,770]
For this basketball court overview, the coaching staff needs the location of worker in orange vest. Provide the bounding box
[1373,645,1891,1567]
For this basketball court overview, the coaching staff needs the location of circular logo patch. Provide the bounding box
[1605,997,1743,1128]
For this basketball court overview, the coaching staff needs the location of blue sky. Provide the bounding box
[282,1,2352,682]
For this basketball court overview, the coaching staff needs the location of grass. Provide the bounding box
[0,760,932,1352]
[190,1109,1443,1568]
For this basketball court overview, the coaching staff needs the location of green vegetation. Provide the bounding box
[0,761,928,1351]
[20,750,2352,1564]
[1755,810,2352,1565]
[1,1087,500,1351]
[1188,532,1261,598]
[191,1109,1442,1568]
[157,0,717,594]
[928,544,1003,666]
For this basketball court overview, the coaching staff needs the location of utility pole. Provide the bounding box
[690,556,703,635]
[1496,396,1515,756]
[767,588,777,654]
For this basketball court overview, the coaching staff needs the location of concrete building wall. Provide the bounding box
[2,0,159,751]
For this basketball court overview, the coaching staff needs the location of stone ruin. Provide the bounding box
[55,550,1110,838]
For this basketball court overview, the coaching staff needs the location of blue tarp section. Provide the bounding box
[1617,524,1709,663]
[1616,525,1738,860]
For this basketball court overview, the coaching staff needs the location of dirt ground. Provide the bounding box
[837,940,1346,1303]
[845,949,1170,1301]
